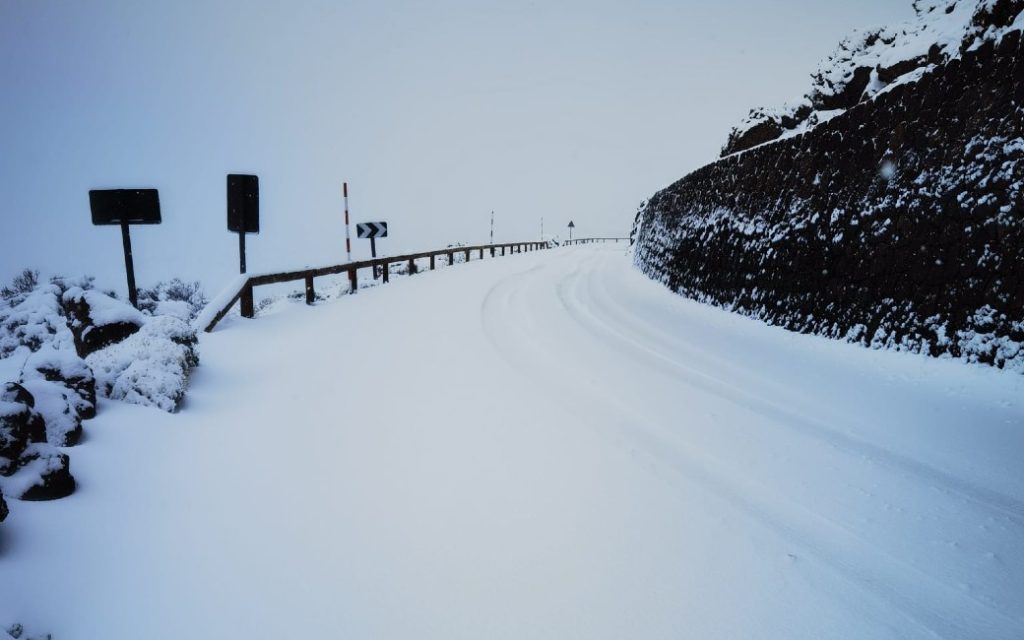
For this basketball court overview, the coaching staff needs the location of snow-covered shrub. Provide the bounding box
[5,622,52,640]
[137,278,208,321]
[0,284,69,358]
[86,315,199,412]
[62,286,146,357]
[0,270,39,306]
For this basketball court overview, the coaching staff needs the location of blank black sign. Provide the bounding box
[89,189,162,225]
[227,174,259,233]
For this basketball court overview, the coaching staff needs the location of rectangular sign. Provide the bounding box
[89,189,162,225]
[356,222,388,238]
[227,174,260,233]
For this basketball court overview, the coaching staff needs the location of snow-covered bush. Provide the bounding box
[0,270,39,306]
[0,284,69,358]
[86,315,199,412]
[137,278,208,321]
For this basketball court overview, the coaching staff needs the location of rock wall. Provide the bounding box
[632,31,1024,371]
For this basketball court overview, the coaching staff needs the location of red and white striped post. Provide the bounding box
[343,182,352,263]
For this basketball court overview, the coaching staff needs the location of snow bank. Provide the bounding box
[722,0,1024,155]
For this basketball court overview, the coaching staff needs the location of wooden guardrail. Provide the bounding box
[562,237,629,246]
[202,241,550,332]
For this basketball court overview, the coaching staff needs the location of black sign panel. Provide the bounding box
[227,174,260,233]
[356,222,388,238]
[89,189,162,225]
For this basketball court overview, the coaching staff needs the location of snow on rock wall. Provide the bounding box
[632,29,1024,371]
[722,0,1024,156]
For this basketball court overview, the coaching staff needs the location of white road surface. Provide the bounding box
[2,244,1023,639]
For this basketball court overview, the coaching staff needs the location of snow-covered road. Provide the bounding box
[3,245,1023,639]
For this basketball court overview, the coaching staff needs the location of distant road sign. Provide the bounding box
[357,222,388,239]
[227,174,259,233]
[89,189,161,225]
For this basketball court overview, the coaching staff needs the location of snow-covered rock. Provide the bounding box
[0,491,6,523]
[722,0,1024,155]
[19,345,96,420]
[62,286,146,358]
[6,443,74,501]
[4,622,52,640]
[0,382,72,501]
[86,315,199,412]
[0,383,46,474]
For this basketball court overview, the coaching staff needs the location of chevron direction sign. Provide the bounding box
[356,222,388,239]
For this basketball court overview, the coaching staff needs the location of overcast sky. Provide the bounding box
[0,0,911,296]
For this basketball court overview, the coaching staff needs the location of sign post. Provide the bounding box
[568,220,575,242]
[89,188,162,308]
[227,174,259,318]
[343,182,352,263]
[356,222,388,279]
[227,174,260,273]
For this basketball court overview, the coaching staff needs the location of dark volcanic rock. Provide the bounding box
[17,445,75,501]
[0,384,46,468]
[19,347,98,446]
[61,287,145,358]
[632,31,1024,371]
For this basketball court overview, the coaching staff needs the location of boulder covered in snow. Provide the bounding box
[12,443,74,501]
[0,490,7,523]
[86,315,200,412]
[62,287,146,358]
[0,382,72,501]
[0,383,46,474]
[18,346,97,446]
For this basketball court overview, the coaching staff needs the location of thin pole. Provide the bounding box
[238,230,246,274]
[120,221,138,308]
[540,217,544,241]
[490,210,494,246]
[344,182,352,263]
[370,236,378,280]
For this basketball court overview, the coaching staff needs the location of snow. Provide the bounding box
[85,316,198,413]
[1,245,1022,638]
[191,273,248,332]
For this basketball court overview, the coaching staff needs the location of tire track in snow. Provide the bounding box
[479,248,1024,640]
[569,251,1024,526]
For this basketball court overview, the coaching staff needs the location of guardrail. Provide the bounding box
[202,241,550,332]
[562,237,629,245]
